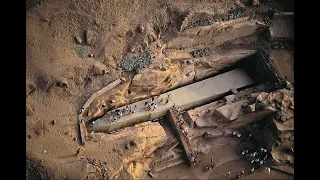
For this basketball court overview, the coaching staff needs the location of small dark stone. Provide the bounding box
[51,120,56,125]
[56,80,68,88]
[242,102,248,108]
[125,142,131,149]
[130,140,137,146]
[275,113,281,120]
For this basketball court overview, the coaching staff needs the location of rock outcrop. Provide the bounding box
[254,84,294,164]
[99,121,167,179]
[181,83,279,154]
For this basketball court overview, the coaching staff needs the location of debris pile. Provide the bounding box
[75,44,85,58]
[190,48,209,57]
[119,51,153,73]
[184,9,245,30]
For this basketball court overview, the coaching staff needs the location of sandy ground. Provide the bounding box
[26,0,293,179]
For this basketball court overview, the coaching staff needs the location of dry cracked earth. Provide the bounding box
[26,0,294,179]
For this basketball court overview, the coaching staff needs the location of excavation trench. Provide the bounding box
[88,51,277,133]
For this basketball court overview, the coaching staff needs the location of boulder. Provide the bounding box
[98,122,167,179]
[131,69,170,88]
[223,94,235,102]
[86,30,97,46]
[124,161,147,179]
[246,104,256,113]
[75,36,83,44]
[90,61,108,76]
[214,100,248,121]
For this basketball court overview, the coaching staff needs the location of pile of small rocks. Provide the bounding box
[119,51,152,73]
[185,18,216,30]
[75,44,85,58]
[224,10,245,21]
[184,10,245,30]
[190,48,209,57]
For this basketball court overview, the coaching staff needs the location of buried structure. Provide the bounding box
[26,1,294,179]
[78,43,293,179]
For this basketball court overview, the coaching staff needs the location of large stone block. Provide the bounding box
[90,69,254,133]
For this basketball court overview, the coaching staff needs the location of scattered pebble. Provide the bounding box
[43,150,47,153]
[129,46,135,53]
[148,171,154,178]
[136,24,144,33]
[75,36,83,44]
[90,131,95,138]
[75,148,80,155]
[41,17,50,22]
[130,140,137,146]
[26,104,34,116]
[51,120,56,125]
[125,142,131,149]
[56,80,68,88]
[120,77,126,82]
[89,53,94,58]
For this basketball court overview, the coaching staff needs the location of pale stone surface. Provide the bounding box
[214,100,248,121]
[131,69,171,88]
[95,121,167,179]
[246,104,256,113]
[224,94,235,102]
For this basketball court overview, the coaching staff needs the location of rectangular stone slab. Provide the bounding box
[90,68,254,133]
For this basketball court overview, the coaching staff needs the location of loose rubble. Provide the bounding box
[119,51,152,73]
